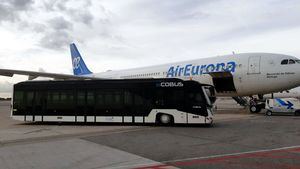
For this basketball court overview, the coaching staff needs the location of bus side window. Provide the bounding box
[66,91,74,105]
[113,91,123,108]
[25,91,34,106]
[154,90,164,106]
[87,92,94,105]
[77,92,85,106]
[60,91,74,108]
[52,92,59,104]
[60,92,67,101]
[195,93,203,103]
[24,92,34,111]
[104,93,114,106]
[124,91,133,105]
[96,91,104,106]
[14,91,24,109]
[186,92,203,106]
[134,94,144,106]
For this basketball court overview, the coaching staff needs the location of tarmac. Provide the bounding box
[0,99,299,169]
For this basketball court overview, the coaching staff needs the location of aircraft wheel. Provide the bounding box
[250,105,261,113]
[266,110,272,116]
[256,106,262,113]
[250,105,258,113]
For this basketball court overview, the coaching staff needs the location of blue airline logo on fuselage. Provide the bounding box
[166,61,236,77]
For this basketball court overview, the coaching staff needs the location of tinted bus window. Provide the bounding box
[105,93,114,105]
[14,91,24,109]
[26,92,34,105]
[77,92,85,105]
[87,92,94,105]
[52,92,59,103]
[61,93,67,101]
[96,91,104,105]
[14,91,23,101]
[134,94,144,106]
[124,91,133,105]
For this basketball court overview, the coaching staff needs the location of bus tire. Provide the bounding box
[156,113,173,125]
[294,110,300,116]
[266,110,272,116]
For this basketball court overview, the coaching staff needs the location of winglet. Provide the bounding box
[70,43,92,75]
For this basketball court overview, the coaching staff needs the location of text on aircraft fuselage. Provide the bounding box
[166,61,236,77]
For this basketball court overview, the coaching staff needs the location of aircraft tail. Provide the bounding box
[70,43,92,75]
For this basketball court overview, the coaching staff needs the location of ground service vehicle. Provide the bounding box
[11,78,215,125]
[265,98,300,116]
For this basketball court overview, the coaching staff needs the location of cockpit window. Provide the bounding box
[289,59,295,64]
[281,59,288,65]
[296,60,300,64]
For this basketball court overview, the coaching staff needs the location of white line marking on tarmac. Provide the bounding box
[108,145,300,169]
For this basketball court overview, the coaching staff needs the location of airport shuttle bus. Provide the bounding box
[11,78,215,125]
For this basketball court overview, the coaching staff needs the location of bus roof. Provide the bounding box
[14,78,212,87]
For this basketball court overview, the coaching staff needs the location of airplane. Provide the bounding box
[1,43,300,113]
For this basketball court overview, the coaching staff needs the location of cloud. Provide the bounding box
[39,30,73,50]
[0,0,96,50]
[48,16,73,30]
[0,0,34,22]
[67,9,94,25]
[0,0,300,73]
[42,0,94,26]
[11,0,34,10]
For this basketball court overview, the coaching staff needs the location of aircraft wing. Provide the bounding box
[0,68,102,80]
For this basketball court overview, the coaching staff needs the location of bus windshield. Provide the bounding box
[202,86,216,107]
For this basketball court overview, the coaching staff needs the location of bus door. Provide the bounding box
[24,91,34,121]
[185,91,208,117]
[33,91,46,121]
[76,91,87,122]
[86,91,95,121]
[76,91,95,122]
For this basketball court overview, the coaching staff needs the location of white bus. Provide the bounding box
[11,78,215,125]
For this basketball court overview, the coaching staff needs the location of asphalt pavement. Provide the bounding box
[0,100,299,169]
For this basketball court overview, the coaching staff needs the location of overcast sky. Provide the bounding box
[0,0,300,97]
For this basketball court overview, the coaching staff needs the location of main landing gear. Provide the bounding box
[249,94,266,113]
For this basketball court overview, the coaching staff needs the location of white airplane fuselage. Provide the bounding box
[87,53,300,96]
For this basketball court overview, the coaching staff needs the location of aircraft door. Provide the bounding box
[248,56,261,74]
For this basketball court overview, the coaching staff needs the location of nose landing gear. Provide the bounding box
[249,95,266,113]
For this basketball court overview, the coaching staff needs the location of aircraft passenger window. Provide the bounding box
[289,59,295,64]
[281,59,288,65]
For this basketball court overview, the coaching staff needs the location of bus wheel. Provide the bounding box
[266,110,272,116]
[157,114,173,125]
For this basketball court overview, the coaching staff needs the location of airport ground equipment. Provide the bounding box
[232,96,248,107]
[11,78,215,125]
[248,94,266,113]
[265,98,300,116]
